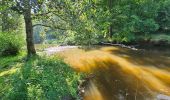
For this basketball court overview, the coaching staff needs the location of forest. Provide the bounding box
[0,0,170,100]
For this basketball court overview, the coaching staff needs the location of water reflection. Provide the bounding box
[57,46,170,100]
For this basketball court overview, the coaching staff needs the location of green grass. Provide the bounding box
[0,53,82,100]
[0,51,26,68]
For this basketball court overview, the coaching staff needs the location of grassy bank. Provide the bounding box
[0,52,82,100]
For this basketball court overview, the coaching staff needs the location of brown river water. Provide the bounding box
[52,46,170,100]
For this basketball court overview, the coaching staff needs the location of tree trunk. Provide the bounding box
[23,1,36,57]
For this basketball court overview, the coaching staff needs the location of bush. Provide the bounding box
[112,31,135,43]
[0,32,23,56]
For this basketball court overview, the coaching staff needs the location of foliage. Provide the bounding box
[156,0,170,31]
[0,55,82,100]
[0,32,24,56]
[1,0,170,46]
[39,0,168,44]
[112,31,135,43]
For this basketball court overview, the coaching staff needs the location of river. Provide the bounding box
[48,46,170,100]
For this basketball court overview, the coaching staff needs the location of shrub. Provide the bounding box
[0,32,23,56]
[112,31,135,43]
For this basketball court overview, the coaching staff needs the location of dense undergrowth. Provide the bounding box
[0,52,82,100]
[0,32,24,56]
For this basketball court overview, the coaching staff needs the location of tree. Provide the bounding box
[9,0,39,56]
[23,0,36,56]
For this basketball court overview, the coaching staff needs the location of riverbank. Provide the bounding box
[95,33,170,50]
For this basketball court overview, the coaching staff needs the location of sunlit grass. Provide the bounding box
[0,67,19,77]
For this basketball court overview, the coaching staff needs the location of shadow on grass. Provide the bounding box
[2,56,81,100]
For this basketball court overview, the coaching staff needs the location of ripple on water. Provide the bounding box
[55,46,170,100]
